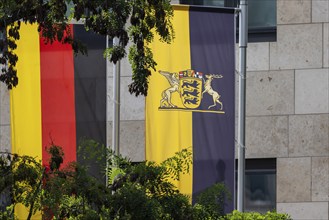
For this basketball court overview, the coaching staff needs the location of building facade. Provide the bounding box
[0,0,328,219]
[108,1,328,218]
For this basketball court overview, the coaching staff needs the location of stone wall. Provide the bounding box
[0,81,11,153]
[242,0,329,219]
[111,1,329,218]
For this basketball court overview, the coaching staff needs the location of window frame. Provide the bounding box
[235,158,277,213]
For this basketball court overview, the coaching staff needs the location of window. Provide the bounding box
[179,0,277,42]
[244,159,276,212]
[236,158,276,213]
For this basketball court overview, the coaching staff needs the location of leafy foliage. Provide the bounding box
[106,147,194,219]
[0,142,291,220]
[0,152,44,219]
[0,0,174,96]
[196,183,232,218]
[219,210,292,220]
[46,144,64,171]
[0,143,195,219]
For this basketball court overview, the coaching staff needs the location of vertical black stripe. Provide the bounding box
[189,8,235,213]
[73,25,107,180]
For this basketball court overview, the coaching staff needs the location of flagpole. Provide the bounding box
[106,36,120,187]
[237,0,248,212]
[106,35,109,186]
[112,37,121,156]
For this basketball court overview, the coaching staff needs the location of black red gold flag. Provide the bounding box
[10,23,106,218]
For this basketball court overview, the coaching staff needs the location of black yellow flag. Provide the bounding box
[146,5,236,211]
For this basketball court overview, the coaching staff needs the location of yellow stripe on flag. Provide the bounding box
[10,23,42,158]
[146,6,192,197]
[10,23,42,219]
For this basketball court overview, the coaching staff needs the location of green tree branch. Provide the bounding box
[0,0,174,95]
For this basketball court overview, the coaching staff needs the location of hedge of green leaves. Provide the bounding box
[220,210,292,220]
[0,141,291,220]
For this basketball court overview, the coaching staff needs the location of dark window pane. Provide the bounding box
[236,158,277,213]
[204,0,225,7]
[249,0,276,30]
[180,0,205,5]
[245,171,276,213]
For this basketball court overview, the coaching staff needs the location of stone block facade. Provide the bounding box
[277,202,329,220]
[246,70,294,116]
[0,73,11,153]
[243,1,329,219]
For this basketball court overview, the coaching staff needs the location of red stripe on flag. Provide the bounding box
[40,24,77,166]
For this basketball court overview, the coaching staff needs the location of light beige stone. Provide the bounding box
[107,76,114,122]
[289,115,329,157]
[107,76,145,121]
[0,83,10,125]
[107,121,145,162]
[295,68,329,114]
[277,0,311,24]
[120,43,134,78]
[246,70,294,116]
[119,121,145,162]
[312,157,329,201]
[120,77,145,121]
[0,125,11,152]
[246,116,288,158]
[107,121,116,149]
[270,24,322,70]
[324,23,329,68]
[246,43,270,71]
[106,60,113,77]
[277,202,329,220]
[106,30,133,77]
[277,157,311,202]
[236,43,269,71]
[312,0,329,22]
[107,56,132,77]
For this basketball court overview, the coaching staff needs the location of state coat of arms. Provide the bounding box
[179,70,203,109]
[159,69,224,112]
